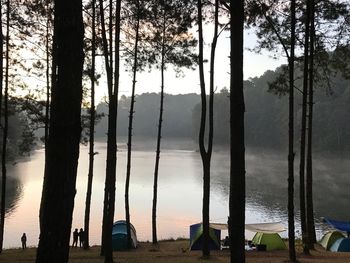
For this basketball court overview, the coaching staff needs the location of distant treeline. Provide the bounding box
[0,100,35,159]
[95,93,200,139]
[95,68,350,152]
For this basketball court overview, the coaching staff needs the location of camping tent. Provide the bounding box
[190,223,221,250]
[330,238,350,252]
[252,232,287,251]
[319,231,345,250]
[324,218,350,232]
[112,220,137,251]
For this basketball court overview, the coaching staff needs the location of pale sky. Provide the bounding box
[95,28,286,103]
[20,26,286,103]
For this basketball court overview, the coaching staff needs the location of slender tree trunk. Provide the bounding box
[152,11,166,245]
[45,0,51,158]
[0,0,4,252]
[306,0,316,247]
[197,0,209,257]
[287,0,297,261]
[229,0,245,262]
[209,0,218,153]
[36,0,84,261]
[39,0,57,236]
[125,1,140,249]
[0,0,3,115]
[299,0,311,255]
[0,0,9,252]
[197,0,218,257]
[99,0,120,260]
[101,0,121,259]
[84,0,96,250]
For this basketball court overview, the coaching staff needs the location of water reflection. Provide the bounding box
[3,140,350,248]
[0,174,23,218]
[209,149,350,238]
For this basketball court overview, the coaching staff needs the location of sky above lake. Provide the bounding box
[94,28,285,103]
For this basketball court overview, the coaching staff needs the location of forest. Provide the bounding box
[94,67,350,152]
[0,0,349,263]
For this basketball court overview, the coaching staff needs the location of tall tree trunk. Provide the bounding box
[306,0,316,247]
[287,0,297,261]
[99,0,120,260]
[0,0,9,252]
[125,1,140,249]
[84,0,96,250]
[197,0,218,257]
[299,0,311,255]
[99,0,111,255]
[197,0,209,257]
[40,0,57,236]
[45,0,51,159]
[0,0,3,117]
[36,0,84,261]
[152,10,166,245]
[229,0,245,262]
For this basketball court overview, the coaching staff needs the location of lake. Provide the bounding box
[3,138,350,248]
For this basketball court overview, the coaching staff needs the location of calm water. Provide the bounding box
[3,138,350,248]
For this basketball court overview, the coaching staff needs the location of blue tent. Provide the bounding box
[189,223,221,250]
[112,220,137,251]
[330,238,350,252]
[324,219,350,232]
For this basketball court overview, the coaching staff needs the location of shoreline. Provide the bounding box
[2,240,350,263]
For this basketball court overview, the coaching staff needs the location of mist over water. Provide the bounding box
[3,138,349,248]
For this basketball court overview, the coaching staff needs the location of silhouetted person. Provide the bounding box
[72,228,79,247]
[79,228,85,248]
[21,233,27,249]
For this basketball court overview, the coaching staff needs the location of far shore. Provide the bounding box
[1,240,350,263]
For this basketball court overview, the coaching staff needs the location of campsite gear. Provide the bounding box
[209,222,286,233]
[324,218,350,232]
[256,244,267,251]
[252,232,286,251]
[245,222,286,233]
[189,223,221,250]
[112,220,137,251]
[330,238,350,252]
[319,231,345,250]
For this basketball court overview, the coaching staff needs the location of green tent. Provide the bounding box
[252,232,287,251]
[319,231,345,250]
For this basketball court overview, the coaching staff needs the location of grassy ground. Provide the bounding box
[1,240,350,262]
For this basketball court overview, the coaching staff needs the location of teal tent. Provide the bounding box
[319,231,345,250]
[112,220,137,251]
[330,238,350,252]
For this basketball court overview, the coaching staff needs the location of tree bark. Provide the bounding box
[229,0,245,262]
[152,10,166,245]
[36,0,84,261]
[125,0,140,249]
[288,0,297,261]
[45,0,51,160]
[84,0,96,250]
[0,0,9,252]
[299,0,311,255]
[99,0,120,260]
[306,0,316,247]
[197,0,209,257]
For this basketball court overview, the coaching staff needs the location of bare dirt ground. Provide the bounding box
[1,240,350,262]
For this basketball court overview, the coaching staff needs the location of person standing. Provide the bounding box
[79,228,85,248]
[72,228,79,247]
[21,233,27,249]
